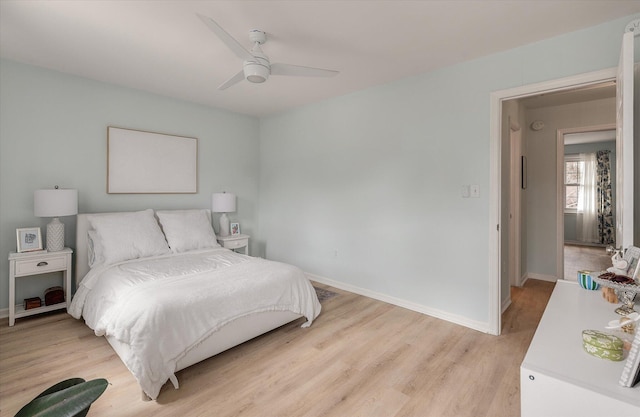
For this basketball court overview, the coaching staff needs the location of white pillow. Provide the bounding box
[156,209,219,253]
[87,209,170,265]
[87,230,104,268]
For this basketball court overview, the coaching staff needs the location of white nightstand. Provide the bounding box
[217,234,250,255]
[8,248,73,326]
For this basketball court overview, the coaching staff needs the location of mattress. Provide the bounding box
[69,247,321,399]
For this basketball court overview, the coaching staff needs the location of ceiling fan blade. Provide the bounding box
[270,63,339,78]
[197,14,255,62]
[218,69,245,90]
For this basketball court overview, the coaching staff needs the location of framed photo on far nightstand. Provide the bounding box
[230,222,240,236]
[16,227,43,253]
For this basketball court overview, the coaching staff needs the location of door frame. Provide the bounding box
[489,67,617,335]
[509,120,522,287]
[556,123,616,280]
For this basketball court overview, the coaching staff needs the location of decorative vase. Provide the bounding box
[578,271,599,290]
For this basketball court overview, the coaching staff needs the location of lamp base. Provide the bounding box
[219,213,230,237]
[46,218,65,252]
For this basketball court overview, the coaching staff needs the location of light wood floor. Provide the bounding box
[0,280,554,417]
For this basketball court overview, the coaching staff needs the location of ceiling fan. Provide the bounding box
[197,14,339,90]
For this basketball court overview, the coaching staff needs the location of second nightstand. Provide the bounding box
[217,234,250,255]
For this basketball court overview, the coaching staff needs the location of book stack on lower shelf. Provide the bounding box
[24,297,41,310]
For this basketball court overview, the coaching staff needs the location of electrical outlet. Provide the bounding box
[461,185,470,198]
[470,184,480,198]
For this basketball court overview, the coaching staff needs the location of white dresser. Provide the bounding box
[521,280,640,416]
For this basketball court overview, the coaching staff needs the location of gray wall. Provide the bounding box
[1,13,639,330]
[258,15,640,328]
[0,59,260,306]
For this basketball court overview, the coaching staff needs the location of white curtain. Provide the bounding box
[577,153,598,243]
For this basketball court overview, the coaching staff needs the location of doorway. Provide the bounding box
[490,30,636,336]
[503,85,616,291]
[488,67,619,335]
[559,126,617,280]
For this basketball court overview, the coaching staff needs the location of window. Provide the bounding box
[564,155,584,212]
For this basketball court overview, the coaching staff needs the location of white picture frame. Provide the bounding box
[619,324,640,387]
[16,227,43,253]
[230,222,240,236]
[107,126,198,194]
[623,246,640,279]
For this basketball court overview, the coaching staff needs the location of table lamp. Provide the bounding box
[34,186,78,252]
[212,192,236,237]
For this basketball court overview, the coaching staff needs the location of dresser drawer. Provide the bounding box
[14,255,67,276]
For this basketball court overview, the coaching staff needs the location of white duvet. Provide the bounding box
[69,248,321,400]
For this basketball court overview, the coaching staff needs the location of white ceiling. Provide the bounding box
[1,1,639,117]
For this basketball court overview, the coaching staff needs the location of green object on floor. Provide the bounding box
[14,378,108,417]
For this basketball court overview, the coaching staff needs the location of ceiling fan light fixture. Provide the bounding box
[244,62,269,83]
[247,75,266,83]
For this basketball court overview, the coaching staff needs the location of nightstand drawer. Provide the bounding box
[222,239,247,250]
[14,255,67,276]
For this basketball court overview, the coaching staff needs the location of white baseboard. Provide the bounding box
[306,272,491,334]
[525,272,557,283]
[501,296,512,314]
[564,240,607,248]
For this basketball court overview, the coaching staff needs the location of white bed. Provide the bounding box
[70,209,321,400]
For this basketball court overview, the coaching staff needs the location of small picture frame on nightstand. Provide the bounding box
[16,227,43,253]
[230,223,240,236]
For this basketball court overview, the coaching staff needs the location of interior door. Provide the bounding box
[615,29,634,249]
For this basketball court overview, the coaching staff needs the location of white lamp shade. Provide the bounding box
[34,189,78,218]
[212,192,236,213]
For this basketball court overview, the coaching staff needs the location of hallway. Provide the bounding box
[564,244,612,281]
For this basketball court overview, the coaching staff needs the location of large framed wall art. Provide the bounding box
[107,127,198,194]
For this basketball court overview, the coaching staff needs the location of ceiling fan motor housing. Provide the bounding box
[243,53,270,83]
